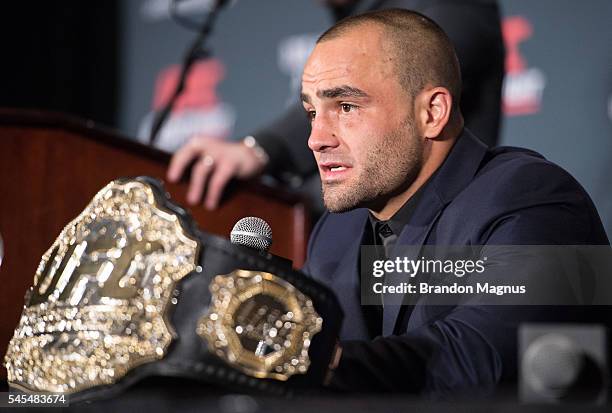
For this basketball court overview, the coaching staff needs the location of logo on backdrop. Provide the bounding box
[277,33,319,106]
[140,0,216,21]
[137,59,235,152]
[502,16,546,116]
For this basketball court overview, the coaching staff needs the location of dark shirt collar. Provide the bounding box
[367,172,434,239]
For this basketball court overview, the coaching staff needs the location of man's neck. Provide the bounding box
[369,128,460,221]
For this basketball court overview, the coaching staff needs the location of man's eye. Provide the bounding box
[341,103,355,113]
[308,110,316,121]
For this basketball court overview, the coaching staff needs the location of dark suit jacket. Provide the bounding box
[302,129,609,397]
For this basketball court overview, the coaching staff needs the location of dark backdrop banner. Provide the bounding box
[117,0,612,238]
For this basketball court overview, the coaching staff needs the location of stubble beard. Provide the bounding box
[321,117,423,213]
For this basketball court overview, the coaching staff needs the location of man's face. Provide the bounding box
[301,25,424,213]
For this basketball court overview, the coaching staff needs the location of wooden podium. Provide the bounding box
[0,109,311,380]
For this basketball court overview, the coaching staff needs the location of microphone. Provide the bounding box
[149,0,233,145]
[230,217,273,252]
[520,324,607,403]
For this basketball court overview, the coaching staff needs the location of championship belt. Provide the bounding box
[4,177,342,402]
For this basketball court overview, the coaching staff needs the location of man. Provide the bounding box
[299,9,609,397]
[167,0,504,211]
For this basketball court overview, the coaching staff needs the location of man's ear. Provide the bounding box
[415,86,453,140]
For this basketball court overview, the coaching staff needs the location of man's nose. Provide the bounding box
[308,114,340,153]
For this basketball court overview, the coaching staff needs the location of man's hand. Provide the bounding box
[167,135,268,209]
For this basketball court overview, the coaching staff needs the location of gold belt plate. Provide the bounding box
[4,179,199,394]
[198,269,322,381]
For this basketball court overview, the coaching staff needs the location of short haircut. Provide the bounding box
[317,8,462,108]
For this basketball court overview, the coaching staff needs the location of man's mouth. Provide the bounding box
[319,161,353,181]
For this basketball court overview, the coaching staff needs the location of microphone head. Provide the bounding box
[524,334,583,396]
[230,217,273,252]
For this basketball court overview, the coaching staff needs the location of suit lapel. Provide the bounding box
[382,194,445,336]
[382,129,489,336]
[327,210,372,340]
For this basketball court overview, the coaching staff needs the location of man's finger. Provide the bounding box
[205,162,235,210]
[167,142,201,182]
[186,156,214,205]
